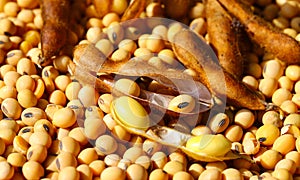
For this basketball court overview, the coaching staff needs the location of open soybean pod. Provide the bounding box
[70,40,214,120]
[110,96,249,162]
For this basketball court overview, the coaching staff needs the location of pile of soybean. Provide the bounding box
[0,0,300,179]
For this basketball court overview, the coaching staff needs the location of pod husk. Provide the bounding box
[111,104,249,162]
[70,44,213,119]
[217,0,300,64]
[172,29,266,110]
[121,0,148,21]
[40,0,70,65]
[205,0,244,79]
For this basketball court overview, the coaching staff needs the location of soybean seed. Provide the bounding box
[126,164,148,180]
[95,39,114,57]
[95,135,118,155]
[16,74,35,92]
[286,64,300,81]
[104,153,121,166]
[107,22,124,44]
[263,59,284,79]
[26,144,47,163]
[0,85,17,99]
[89,160,105,176]
[168,94,195,113]
[52,107,76,128]
[234,109,255,129]
[198,168,222,180]
[151,151,168,169]
[33,119,55,136]
[260,149,282,170]
[208,113,230,133]
[272,88,293,106]
[78,85,99,107]
[68,127,88,146]
[29,131,52,148]
[58,166,80,180]
[21,107,47,126]
[262,110,282,127]
[222,168,243,180]
[272,168,293,180]
[84,116,106,140]
[118,39,137,53]
[16,57,37,75]
[77,164,93,180]
[275,158,296,174]
[123,146,144,163]
[59,136,80,156]
[272,134,295,155]
[256,124,280,146]
[224,125,243,142]
[1,98,22,119]
[17,89,37,108]
[56,151,77,170]
[0,161,14,179]
[149,169,169,180]
[163,160,186,177]
[22,161,44,180]
[100,166,126,180]
[114,78,141,96]
[78,147,98,165]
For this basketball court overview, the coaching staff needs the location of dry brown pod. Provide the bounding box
[217,0,300,64]
[40,0,70,65]
[172,29,266,110]
[121,0,147,21]
[162,0,192,19]
[205,0,244,79]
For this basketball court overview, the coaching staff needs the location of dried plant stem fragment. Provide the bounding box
[40,0,70,65]
[218,0,300,64]
[172,29,266,110]
[205,0,244,79]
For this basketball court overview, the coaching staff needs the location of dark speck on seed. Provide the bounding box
[98,146,107,153]
[22,128,31,133]
[98,98,104,105]
[112,32,117,41]
[68,105,79,109]
[218,119,226,127]
[147,147,154,155]
[87,107,93,111]
[258,137,267,143]
[24,112,33,118]
[56,159,61,170]
[6,53,15,58]
[59,141,63,150]
[234,144,240,153]
[44,70,49,77]
[27,151,33,159]
[177,102,189,109]
[43,124,50,132]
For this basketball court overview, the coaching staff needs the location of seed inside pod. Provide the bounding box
[111,96,150,130]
